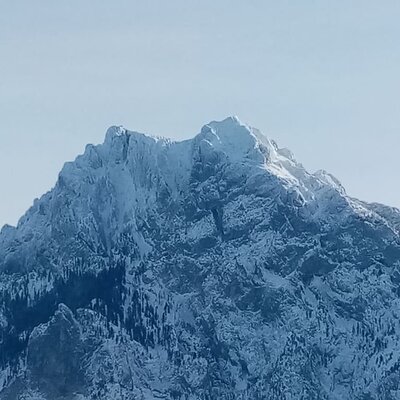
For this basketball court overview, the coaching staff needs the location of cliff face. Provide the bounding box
[1,117,400,399]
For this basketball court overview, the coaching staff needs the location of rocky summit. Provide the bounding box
[1,117,400,399]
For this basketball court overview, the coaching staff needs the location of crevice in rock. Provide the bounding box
[211,207,224,237]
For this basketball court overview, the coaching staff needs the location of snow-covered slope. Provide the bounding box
[1,117,400,399]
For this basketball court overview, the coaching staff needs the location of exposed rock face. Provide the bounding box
[1,117,400,399]
[27,304,85,397]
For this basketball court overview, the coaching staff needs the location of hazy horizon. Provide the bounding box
[1,1,400,227]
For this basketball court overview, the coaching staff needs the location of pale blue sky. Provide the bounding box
[1,1,400,227]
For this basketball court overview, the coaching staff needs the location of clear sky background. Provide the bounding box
[1,1,400,227]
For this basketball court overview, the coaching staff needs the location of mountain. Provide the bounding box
[1,116,400,399]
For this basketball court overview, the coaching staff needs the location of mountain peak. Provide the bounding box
[104,125,127,143]
[2,117,400,399]
[197,116,275,165]
[200,115,246,134]
[208,115,242,127]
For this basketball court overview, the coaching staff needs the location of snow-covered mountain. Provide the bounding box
[1,116,400,399]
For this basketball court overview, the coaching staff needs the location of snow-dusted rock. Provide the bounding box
[1,117,400,399]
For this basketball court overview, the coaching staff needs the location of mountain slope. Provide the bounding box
[1,117,400,399]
